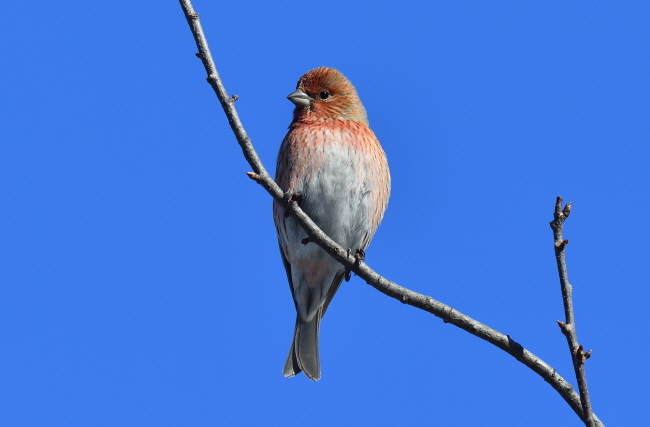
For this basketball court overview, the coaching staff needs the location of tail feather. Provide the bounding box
[283,308,322,381]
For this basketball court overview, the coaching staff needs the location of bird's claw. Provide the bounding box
[283,192,303,218]
[344,249,365,282]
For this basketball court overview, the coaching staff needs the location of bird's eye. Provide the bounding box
[319,91,329,100]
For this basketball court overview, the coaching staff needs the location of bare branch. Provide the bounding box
[178,2,602,425]
[550,197,596,427]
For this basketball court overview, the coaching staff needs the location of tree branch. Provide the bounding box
[550,197,596,427]
[178,2,602,425]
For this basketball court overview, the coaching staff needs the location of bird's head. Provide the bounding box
[288,67,368,125]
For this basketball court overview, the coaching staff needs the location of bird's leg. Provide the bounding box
[283,192,302,219]
[344,248,352,281]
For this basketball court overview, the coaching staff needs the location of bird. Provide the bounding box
[273,67,390,381]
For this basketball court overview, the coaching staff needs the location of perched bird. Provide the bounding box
[273,67,390,381]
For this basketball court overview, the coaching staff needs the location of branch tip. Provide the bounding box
[554,239,569,250]
[554,196,563,215]
[301,237,310,245]
[231,94,239,102]
[246,171,260,182]
[563,202,573,219]
[576,345,585,360]
[554,239,569,249]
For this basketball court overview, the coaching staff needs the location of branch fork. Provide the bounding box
[178,2,602,425]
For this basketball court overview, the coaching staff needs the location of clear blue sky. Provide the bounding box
[2,1,647,425]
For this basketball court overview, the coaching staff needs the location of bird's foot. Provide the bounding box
[354,248,366,263]
[344,248,365,282]
[283,192,302,218]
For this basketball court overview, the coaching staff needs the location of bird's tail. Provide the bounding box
[283,308,322,381]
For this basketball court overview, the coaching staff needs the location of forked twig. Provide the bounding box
[550,197,596,426]
[178,2,602,425]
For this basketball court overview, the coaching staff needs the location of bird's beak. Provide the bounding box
[287,89,312,108]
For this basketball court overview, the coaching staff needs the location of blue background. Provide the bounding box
[2,1,647,425]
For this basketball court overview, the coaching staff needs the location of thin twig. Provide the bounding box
[178,2,602,425]
[550,197,596,427]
